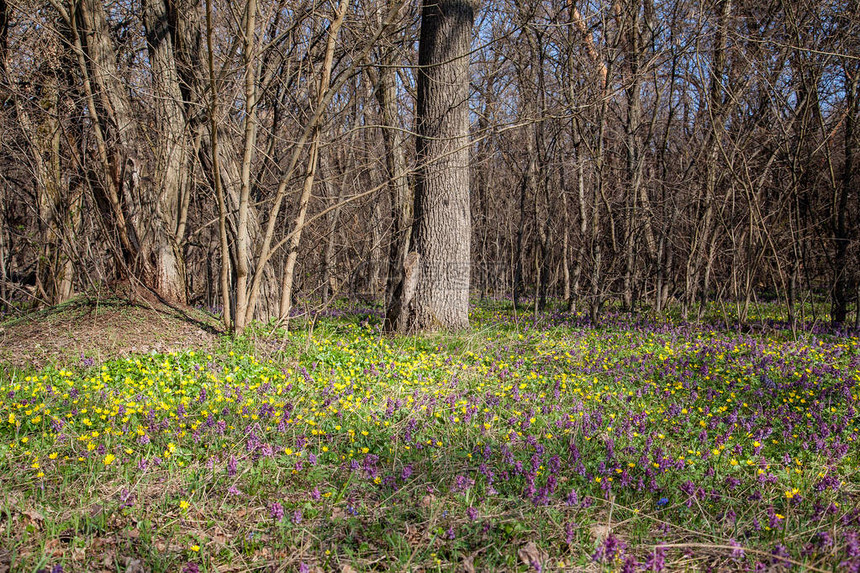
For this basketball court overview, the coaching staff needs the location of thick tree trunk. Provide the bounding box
[141,0,188,304]
[72,0,186,303]
[142,0,190,304]
[397,0,474,331]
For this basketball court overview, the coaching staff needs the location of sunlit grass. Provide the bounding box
[1,303,858,571]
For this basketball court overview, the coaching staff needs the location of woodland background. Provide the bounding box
[0,0,857,330]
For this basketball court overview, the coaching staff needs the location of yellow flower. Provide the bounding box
[103,454,115,466]
[179,500,190,510]
[190,545,200,552]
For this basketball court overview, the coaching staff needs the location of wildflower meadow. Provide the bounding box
[1,303,858,572]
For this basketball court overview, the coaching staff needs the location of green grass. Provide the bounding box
[0,303,858,571]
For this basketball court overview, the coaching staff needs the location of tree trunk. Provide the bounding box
[142,0,190,304]
[278,0,348,323]
[683,0,730,321]
[397,0,474,331]
[373,45,413,310]
[72,0,187,303]
[832,62,857,327]
[319,151,344,305]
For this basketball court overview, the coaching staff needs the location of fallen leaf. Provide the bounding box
[340,565,358,573]
[517,541,547,570]
[22,508,44,522]
[420,494,436,507]
[0,547,11,573]
[123,557,147,573]
[331,506,346,519]
[590,524,612,542]
[461,555,475,573]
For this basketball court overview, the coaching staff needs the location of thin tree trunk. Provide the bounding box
[832,62,857,326]
[319,151,343,305]
[278,0,348,322]
[233,0,259,334]
[371,9,413,311]
[205,0,230,330]
[683,0,730,321]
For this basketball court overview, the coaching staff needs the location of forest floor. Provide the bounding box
[0,296,219,369]
[0,299,858,572]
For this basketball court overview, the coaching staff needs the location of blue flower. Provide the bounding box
[657,497,669,506]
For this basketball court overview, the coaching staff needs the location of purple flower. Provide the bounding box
[467,506,479,521]
[621,556,639,573]
[594,534,624,562]
[772,543,790,566]
[846,532,860,558]
[565,521,576,544]
[293,509,302,524]
[452,474,474,493]
[269,501,284,521]
[183,564,199,573]
[644,546,666,572]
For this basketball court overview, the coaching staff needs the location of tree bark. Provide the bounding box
[397,0,475,331]
[69,0,187,303]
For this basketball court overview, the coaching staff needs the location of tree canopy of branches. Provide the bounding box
[0,0,857,330]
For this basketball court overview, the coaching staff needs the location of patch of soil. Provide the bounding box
[0,295,222,370]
